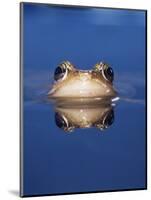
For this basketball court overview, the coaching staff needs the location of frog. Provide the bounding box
[54,103,114,132]
[48,61,117,98]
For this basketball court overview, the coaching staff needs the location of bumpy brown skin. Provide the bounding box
[48,61,117,98]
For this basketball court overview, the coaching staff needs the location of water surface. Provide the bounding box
[22,3,146,196]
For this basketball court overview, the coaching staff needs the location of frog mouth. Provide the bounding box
[48,78,117,98]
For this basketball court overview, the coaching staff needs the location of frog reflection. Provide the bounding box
[54,103,115,132]
[48,61,117,98]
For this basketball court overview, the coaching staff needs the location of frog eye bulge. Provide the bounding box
[93,62,114,83]
[54,64,67,81]
[103,66,114,82]
[55,112,74,132]
[103,109,114,128]
[95,108,114,130]
[55,112,68,130]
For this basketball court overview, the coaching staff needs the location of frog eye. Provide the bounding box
[54,64,68,81]
[103,66,114,82]
[96,108,114,130]
[94,62,114,83]
[55,112,74,132]
[103,109,114,128]
[54,61,75,81]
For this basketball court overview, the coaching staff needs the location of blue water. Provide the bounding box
[22,3,146,196]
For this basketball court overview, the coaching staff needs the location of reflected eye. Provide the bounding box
[95,108,114,130]
[54,65,67,81]
[55,112,68,130]
[103,109,114,128]
[55,112,74,132]
[103,67,114,82]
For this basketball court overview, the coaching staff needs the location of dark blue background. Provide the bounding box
[22,3,146,196]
